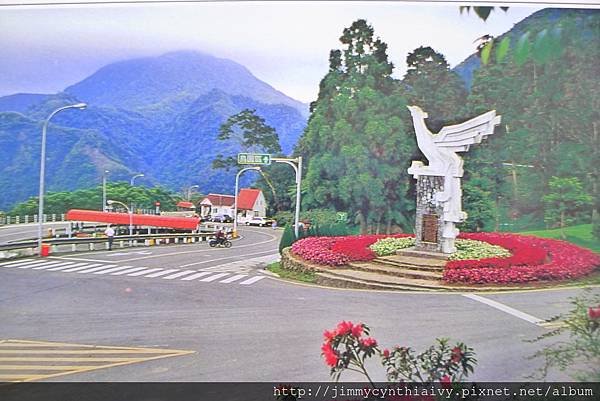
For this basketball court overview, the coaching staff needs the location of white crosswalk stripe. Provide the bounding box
[0,258,270,286]
[142,269,179,278]
[76,265,118,274]
[239,276,267,285]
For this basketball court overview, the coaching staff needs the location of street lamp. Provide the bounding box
[107,200,133,242]
[233,167,261,238]
[102,170,109,212]
[37,102,87,256]
[187,185,199,201]
[130,173,144,186]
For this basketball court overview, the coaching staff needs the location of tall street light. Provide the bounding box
[233,167,261,238]
[107,200,133,242]
[130,173,144,186]
[38,102,87,256]
[102,170,109,212]
[187,185,199,201]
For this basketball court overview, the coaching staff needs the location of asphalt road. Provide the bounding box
[0,222,70,244]
[0,225,598,383]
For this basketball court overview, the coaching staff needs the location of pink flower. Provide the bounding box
[323,330,337,343]
[321,343,339,367]
[382,349,390,358]
[440,375,452,389]
[588,306,600,320]
[451,347,463,363]
[351,323,364,337]
[336,321,354,336]
[361,337,377,348]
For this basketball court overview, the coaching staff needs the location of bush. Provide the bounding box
[273,211,294,227]
[278,225,296,254]
[448,239,511,261]
[370,236,415,256]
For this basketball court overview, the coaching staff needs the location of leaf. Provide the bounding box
[474,7,493,21]
[495,36,511,63]
[514,32,531,66]
[481,40,494,65]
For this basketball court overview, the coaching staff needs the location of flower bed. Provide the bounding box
[290,231,599,285]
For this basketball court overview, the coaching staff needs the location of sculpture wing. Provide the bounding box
[433,110,501,152]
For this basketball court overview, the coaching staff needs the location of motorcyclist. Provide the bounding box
[215,229,226,245]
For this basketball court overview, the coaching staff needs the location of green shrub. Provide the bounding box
[448,239,511,261]
[279,225,296,254]
[273,211,294,227]
[370,237,415,256]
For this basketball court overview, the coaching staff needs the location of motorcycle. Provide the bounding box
[208,236,232,248]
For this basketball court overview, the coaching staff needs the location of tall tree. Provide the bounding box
[297,19,415,234]
[543,177,593,238]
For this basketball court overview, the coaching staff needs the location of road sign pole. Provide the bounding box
[294,157,302,238]
[233,167,261,238]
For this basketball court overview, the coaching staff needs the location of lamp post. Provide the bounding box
[187,185,199,201]
[107,200,133,242]
[37,102,87,256]
[102,170,109,212]
[130,173,144,186]
[233,167,261,238]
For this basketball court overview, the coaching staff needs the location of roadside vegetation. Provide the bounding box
[266,262,316,284]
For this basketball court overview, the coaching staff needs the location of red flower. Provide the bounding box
[451,347,462,363]
[361,337,377,348]
[382,349,390,358]
[351,323,364,337]
[336,321,354,336]
[588,306,600,320]
[440,375,452,389]
[323,330,337,343]
[321,343,339,367]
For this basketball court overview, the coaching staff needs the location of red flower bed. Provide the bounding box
[445,233,600,284]
[291,234,411,266]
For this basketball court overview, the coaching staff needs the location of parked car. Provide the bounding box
[211,214,233,223]
[245,217,275,227]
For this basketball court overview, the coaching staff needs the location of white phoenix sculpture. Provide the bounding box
[407,105,501,253]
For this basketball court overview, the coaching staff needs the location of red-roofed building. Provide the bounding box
[236,188,267,223]
[199,193,235,218]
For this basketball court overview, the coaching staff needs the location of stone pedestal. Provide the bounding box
[414,175,446,253]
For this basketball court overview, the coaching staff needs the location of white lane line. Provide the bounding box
[219,274,247,284]
[180,272,213,281]
[47,263,97,271]
[93,266,133,275]
[162,270,196,280]
[110,267,148,276]
[127,268,163,277]
[199,273,230,282]
[462,294,544,325]
[179,250,278,268]
[239,276,267,285]
[0,259,35,267]
[143,269,179,278]
[28,261,72,270]
[76,265,118,274]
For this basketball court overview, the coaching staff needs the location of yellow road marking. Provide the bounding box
[0,339,195,382]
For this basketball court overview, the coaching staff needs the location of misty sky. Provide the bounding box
[0,1,548,102]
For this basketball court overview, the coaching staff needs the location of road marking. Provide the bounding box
[46,263,92,271]
[180,271,213,281]
[103,251,152,257]
[0,339,194,382]
[219,274,247,283]
[28,261,73,270]
[0,258,35,267]
[462,294,544,325]
[162,270,196,280]
[76,265,118,274]
[5,260,53,268]
[61,264,107,273]
[143,269,179,278]
[93,266,134,274]
[180,250,277,268]
[199,273,230,282]
[110,267,148,275]
[239,276,267,285]
[127,268,163,277]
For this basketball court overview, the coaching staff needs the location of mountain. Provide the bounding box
[0,51,308,210]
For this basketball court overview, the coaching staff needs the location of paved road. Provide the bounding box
[0,226,597,382]
[0,222,70,244]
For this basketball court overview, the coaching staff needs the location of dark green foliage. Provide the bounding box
[9,182,178,216]
[273,210,294,227]
[543,177,593,238]
[459,181,497,232]
[278,225,296,254]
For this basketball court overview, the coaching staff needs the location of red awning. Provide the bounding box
[66,209,199,230]
[176,201,195,209]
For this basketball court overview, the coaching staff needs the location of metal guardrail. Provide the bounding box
[0,232,218,256]
[0,214,66,225]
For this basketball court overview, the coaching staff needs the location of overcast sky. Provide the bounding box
[0,1,556,102]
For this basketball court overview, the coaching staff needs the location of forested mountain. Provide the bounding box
[296,8,599,234]
[0,51,308,210]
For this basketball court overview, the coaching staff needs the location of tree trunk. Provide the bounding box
[357,211,367,235]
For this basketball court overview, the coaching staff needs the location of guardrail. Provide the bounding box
[0,232,218,259]
[0,214,67,225]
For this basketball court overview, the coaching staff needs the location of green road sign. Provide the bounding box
[237,153,271,165]
[336,212,348,222]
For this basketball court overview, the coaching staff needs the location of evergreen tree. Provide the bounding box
[297,19,415,234]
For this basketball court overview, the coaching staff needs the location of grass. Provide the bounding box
[266,262,317,284]
[520,224,600,253]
